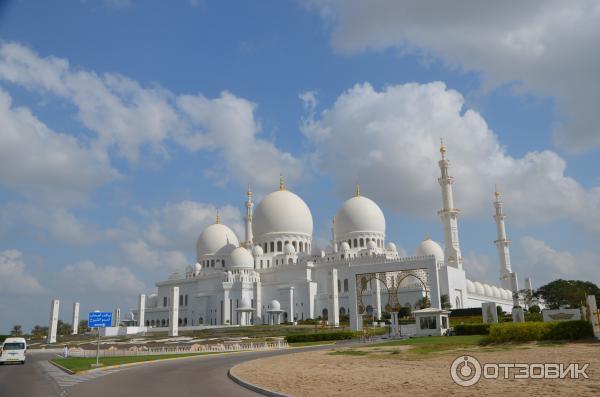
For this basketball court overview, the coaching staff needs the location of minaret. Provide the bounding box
[493,186,513,289]
[437,140,462,269]
[331,217,338,253]
[244,185,253,247]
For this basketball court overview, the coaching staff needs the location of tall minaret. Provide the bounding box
[437,140,462,269]
[244,185,253,247]
[493,186,513,289]
[331,217,338,253]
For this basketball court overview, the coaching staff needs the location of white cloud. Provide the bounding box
[463,251,497,285]
[121,240,189,272]
[0,42,301,191]
[301,82,600,236]
[305,0,600,152]
[0,250,45,295]
[63,260,146,294]
[0,88,118,203]
[518,236,600,286]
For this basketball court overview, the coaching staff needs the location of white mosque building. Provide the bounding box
[136,143,526,329]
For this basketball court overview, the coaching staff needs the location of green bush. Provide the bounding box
[454,323,490,335]
[285,331,355,343]
[489,321,593,342]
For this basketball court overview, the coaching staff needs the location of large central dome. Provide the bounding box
[252,190,313,238]
[334,195,385,238]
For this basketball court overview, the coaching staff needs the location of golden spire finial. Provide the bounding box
[279,173,285,191]
[494,184,501,200]
[355,182,361,197]
[439,138,447,158]
[247,184,252,197]
[424,234,431,241]
[215,209,221,224]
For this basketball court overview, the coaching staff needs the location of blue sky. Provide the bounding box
[0,0,599,333]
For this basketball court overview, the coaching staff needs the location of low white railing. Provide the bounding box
[67,340,288,358]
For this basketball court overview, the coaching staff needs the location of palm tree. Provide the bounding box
[10,324,22,336]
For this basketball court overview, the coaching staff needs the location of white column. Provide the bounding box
[374,277,382,321]
[169,286,179,337]
[329,268,340,327]
[222,289,231,325]
[391,312,399,337]
[288,287,294,323]
[438,143,462,269]
[494,188,513,289]
[47,299,59,344]
[71,302,79,335]
[586,295,600,338]
[510,272,520,306]
[114,308,121,327]
[254,281,262,324]
[269,312,274,325]
[138,294,146,328]
[525,277,533,292]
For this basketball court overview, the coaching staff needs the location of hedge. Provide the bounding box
[489,320,593,342]
[454,323,490,335]
[285,331,355,343]
[450,308,482,317]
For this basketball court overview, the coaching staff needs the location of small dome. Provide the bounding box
[466,279,475,293]
[386,242,397,252]
[367,240,377,250]
[483,284,493,297]
[196,223,239,260]
[194,263,202,272]
[284,243,296,254]
[252,245,264,256]
[334,195,385,238]
[270,299,281,311]
[340,242,350,251]
[229,247,254,269]
[415,237,444,262]
[473,281,485,295]
[252,190,313,238]
[240,297,252,309]
[491,286,501,298]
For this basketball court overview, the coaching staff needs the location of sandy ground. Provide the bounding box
[231,342,600,396]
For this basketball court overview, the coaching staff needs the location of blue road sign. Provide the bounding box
[88,312,113,328]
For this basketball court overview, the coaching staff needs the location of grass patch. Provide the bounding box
[328,350,370,356]
[51,352,218,373]
[289,341,336,347]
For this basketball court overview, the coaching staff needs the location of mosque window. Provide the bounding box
[222,260,226,267]
[292,241,297,250]
[299,241,304,252]
[277,241,282,252]
[184,318,188,325]
[263,243,267,252]
[270,242,275,252]
[185,295,188,306]
[337,279,341,292]
[163,297,167,307]
[353,238,358,247]
[211,260,215,267]
[344,279,348,292]
[288,258,293,264]
[360,238,364,247]
[178,318,182,325]
[347,239,351,247]
[179,295,183,306]
[260,260,263,268]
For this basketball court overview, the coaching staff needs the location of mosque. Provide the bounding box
[136,143,528,329]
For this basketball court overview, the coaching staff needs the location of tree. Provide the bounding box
[528,305,541,314]
[417,296,431,309]
[78,320,89,334]
[10,325,22,336]
[440,294,451,310]
[398,306,412,318]
[31,325,48,337]
[56,320,72,336]
[536,279,600,309]
[519,288,534,309]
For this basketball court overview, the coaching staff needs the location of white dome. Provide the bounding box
[196,223,239,260]
[340,242,350,251]
[270,299,281,311]
[466,280,475,293]
[229,247,254,269]
[367,240,377,250]
[253,190,313,238]
[194,263,202,273]
[483,284,493,297]
[240,297,252,309]
[415,237,444,262]
[386,242,397,252]
[491,286,501,298]
[284,243,296,254]
[474,281,485,295]
[252,245,264,256]
[334,195,385,237]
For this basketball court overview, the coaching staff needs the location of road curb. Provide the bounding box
[48,359,75,375]
[228,367,291,397]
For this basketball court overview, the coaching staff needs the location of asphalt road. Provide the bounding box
[0,344,338,397]
[0,352,62,397]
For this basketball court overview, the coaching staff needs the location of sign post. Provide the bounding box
[88,311,113,367]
